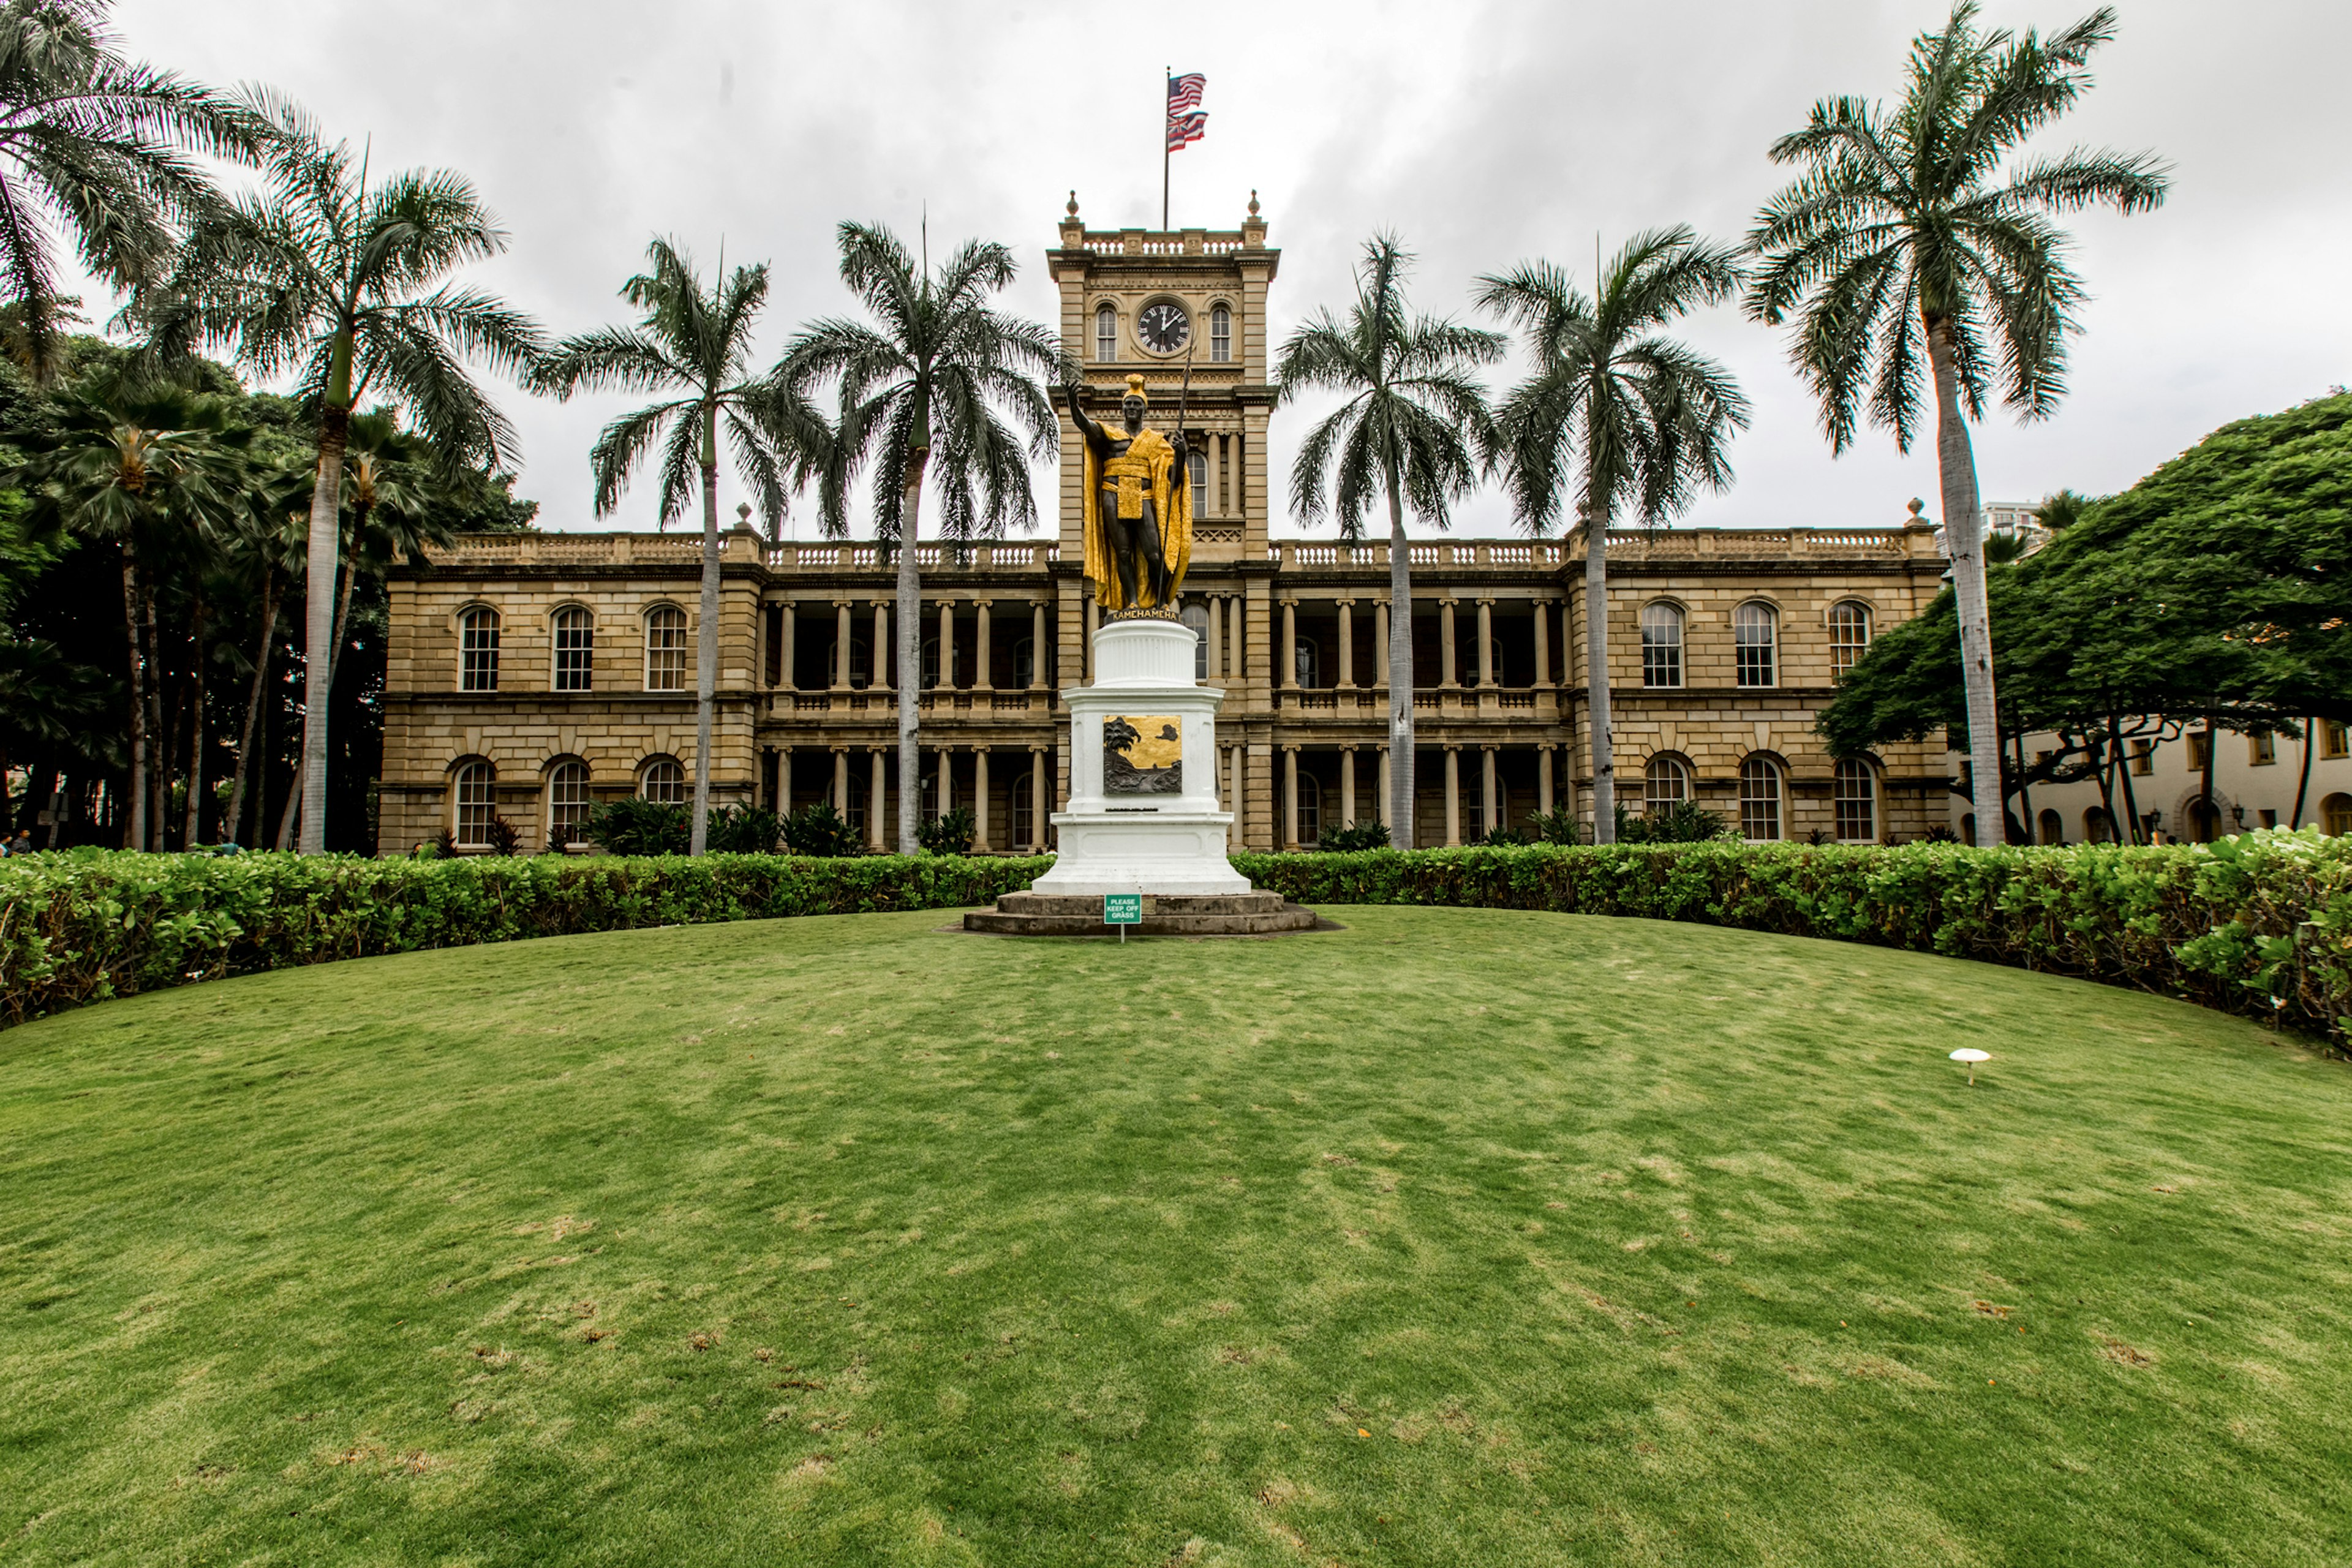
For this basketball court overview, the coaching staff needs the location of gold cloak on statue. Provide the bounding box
[1082,418,1192,612]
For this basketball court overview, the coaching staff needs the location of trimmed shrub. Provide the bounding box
[706,804,781,856]
[918,807,976,857]
[1,851,1050,1026]
[584,797,690,856]
[1317,820,1391,853]
[781,803,862,858]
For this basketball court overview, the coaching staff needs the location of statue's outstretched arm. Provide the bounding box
[1065,383,1106,451]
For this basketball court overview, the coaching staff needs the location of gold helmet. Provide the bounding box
[1122,373,1148,405]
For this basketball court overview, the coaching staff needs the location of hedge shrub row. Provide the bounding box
[0,851,1049,1027]
[3,835,2346,1047]
[1236,833,2352,1048]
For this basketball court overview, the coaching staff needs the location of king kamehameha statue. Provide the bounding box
[1069,373,1191,614]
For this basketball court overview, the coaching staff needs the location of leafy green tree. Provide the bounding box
[0,1,266,374]
[139,91,543,853]
[1276,236,1502,844]
[533,237,824,855]
[1477,228,1747,843]
[1744,2,2167,842]
[785,222,1059,855]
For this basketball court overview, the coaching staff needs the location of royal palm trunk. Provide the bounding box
[691,406,720,857]
[896,446,930,856]
[118,546,147,852]
[1583,504,1616,845]
[1923,314,2005,843]
[183,592,205,848]
[1385,465,1414,846]
[299,329,355,855]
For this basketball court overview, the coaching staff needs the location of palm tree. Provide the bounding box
[1743,2,2166,842]
[784,222,1060,856]
[533,238,824,854]
[1276,236,1501,845]
[138,90,544,853]
[12,375,248,848]
[0,0,266,374]
[1478,229,1748,843]
[218,470,303,846]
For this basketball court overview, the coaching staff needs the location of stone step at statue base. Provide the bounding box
[965,891,1321,938]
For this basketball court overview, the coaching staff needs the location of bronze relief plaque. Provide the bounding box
[1104,714,1183,795]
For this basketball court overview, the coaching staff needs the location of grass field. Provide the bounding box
[4,907,2350,1566]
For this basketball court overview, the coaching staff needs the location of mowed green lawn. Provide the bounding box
[5,908,2350,1567]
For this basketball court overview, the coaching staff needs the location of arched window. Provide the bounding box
[451,761,493,847]
[1011,766,1035,845]
[2321,793,2352,837]
[1188,447,1207,500]
[459,606,500,692]
[2187,797,2222,843]
[1829,600,1872,677]
[1095,303,1117,363]
[2038,808,2064,845]
[1734,601,1777,687]
[644,605,688,692]
[1294,637,1319,689]
[1961,812,1977,846]
[1834,758,1878,842]
[1298,774,1322,845]
[921,637,943,688]
[1739,755,1784,840]
[1640,601,1683,688]
[1181,602,1210,680]
[546,760,590,846]
[639,757,685,804]
[552,606,594,691]
[1012,635,1037,688]
[1644,755,1690,815]
[1210,303,1232,363]
[2082,807,2117,843]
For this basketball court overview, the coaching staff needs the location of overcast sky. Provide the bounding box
[96,0,2352,538]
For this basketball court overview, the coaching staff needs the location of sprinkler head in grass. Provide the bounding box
[1950,1047,1991,1085]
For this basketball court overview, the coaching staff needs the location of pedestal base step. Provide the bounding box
[965,891,1321,937]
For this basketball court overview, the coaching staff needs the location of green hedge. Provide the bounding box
[1235,834,2352,1049]
[0,851,1049,1027]
[4,837,2347,1048]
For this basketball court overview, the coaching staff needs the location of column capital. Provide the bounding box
[1480,742,1499,752]
[1278,594,1299,606]
[1334,595,1357,607]
[1476,595,1496,606]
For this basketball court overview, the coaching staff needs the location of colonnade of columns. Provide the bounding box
[770,743,1056,852]
[1264,741,1569,849]
[777,596,1055,692]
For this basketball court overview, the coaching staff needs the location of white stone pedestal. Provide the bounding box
[1032,617,1250,897]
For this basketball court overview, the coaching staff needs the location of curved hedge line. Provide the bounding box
[1236,834,2351,1049]
[3,835,2346,1047]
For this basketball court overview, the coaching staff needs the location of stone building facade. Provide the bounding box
[380,203,1954,855]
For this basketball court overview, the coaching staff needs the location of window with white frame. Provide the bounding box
[1644,755,1690,815]
[1095,303,1117,362]
[552,606,594,691]
[1640,601,1683,688]
[452,761,493,846]
[546,760,589,845]
[644,605,687,692]
[459,606,500,692]
[1181,602,1210,679]
[639,758,685,804]
[1294,637,1318,689]
[1828,600,1872,677]
[1298,774,1322,845]
[2326,720,2350,760]
[1833,757,1877,842]
[1739,755,1784,840]
[1188,447,1207,502]
[1734,601,1777,687]
[1210,304,1232,363]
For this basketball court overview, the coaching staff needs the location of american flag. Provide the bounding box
[1167,72,1206,149]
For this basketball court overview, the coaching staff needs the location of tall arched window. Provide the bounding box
[1739,755,1784,840]
[644,605,687,692]
[2321,793,2352,837]
[552,606,594,691]
[1644,755,1691,815]
[1181,602,1210,679]
[2038,807,2064,845]
[459,606,500,692]
[1640,601,1683,688]
[451,761,493,847]
[1734,601,1777,687]
[1095,303,1117,363]
[1011,766,1035,846]
[1833,757,1878,842]
[639,757,685,804]
[2082,807,2117,843]
[1210,303,1232,363]
[1188,447,1207,501]
[1012,635,1037,689]
[1298,774,1322,845]
[1828,600,1872,677]
[546,760,589,845]
[1294,638,1319,689]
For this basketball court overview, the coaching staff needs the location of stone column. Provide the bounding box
[1083,596,1098,680]
[780,601,797,689]
[937,600,956,689]
[1533,600,1550,687]
[1336,599,1355,688]
[974,600,993,692]
[1476,600,1495,687]
[1283,745,1300,848]
[1340,747,1356,824]
[869,750,886,850]
[1377,745,1391,827]
[1280,599,1298,690]
[973,748,991,850]
[1439,600,1458,690]
[1030,601,1047,689]
[777,746,792,816]
[1229,745,1245,848]
[939,747,954,815]
[1482,744,1498,833]
[1227,595,1243,680]
[1206,594,1223,680]
[833,747,850,813]
[1030,748,1047,847]
[1374,600,1390,691]
[1444,746,1461,846]
[872,600,891,692]
[1208,432,1223,516]
[1539,746,1555,814]
[832,601,851,691]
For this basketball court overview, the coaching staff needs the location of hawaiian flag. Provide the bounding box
[1167,72,1207,150]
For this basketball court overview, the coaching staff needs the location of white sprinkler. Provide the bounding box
[1949,1048,1991,1085]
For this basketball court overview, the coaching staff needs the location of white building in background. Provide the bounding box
[1951,718,2352,845]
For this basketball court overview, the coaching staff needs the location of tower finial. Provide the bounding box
[1066,189,1079,217]
[1247,189,1260,217]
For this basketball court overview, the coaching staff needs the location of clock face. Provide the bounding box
[1138,300,1191,354]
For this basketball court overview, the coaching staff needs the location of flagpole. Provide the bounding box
[1162,66,1170,230]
